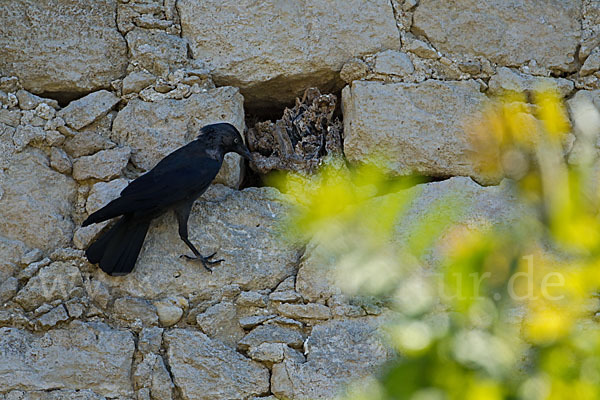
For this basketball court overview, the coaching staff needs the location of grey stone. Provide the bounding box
[86,179,129,214]
[84,279,111,309]
[248,342,286,363]
[49,147,72,174]
[237,291,268,307]
[402,36,438,59]
[35,304,69,329]
[0,322,134,397]
[413,0,580,73]
[16,258,51,282]
[238,324,305,351]
[239,314,276,329]
[14,262,83,311]
[122,71,156,95]
[64,300,86,319]
[269,290,302,303]
[44,130,65,146]
[581,47,600,77]
[488,67,574,98]
[0,147,75,252]
[0,76,21,93]
[72,146,131,181]
[15,90,58,111]
[113,297,158,326]
[63,132,116,158]
[340,59,370,84]
[126,29,188,77]
[296,240,341,303]
[150,356,174,400]
[6,389,105,400]
[58,90,120,130]
[92,186,301,301]
[34,103,56,120]
[12,125,45,151]
[271,317,392,400]
[0,276,18,303]
[164,329,270,400]
[277,303,332,320]
[0,1,128,95]
[72,223,108,250]
[112,87,245,188]
[154,296,187,327]
[374,50,415,76]
[196,301,245,347]
[177,0,399,108]
[0,110,21,127]
[21,249,43,265]
[342,80,493,183]
[139,327,164,354]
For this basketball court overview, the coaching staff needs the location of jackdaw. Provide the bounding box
[82,122,252,276]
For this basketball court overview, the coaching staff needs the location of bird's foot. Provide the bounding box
[180,251,224,272]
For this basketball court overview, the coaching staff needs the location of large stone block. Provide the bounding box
[112,87,245,188]
[0,144,76,251]
[271,317,392,399]
[177,0,400,109]
[164,329,270,400]
[413,0,581,73]
[0,322,135,397]
[342,80,491,182]
[93,185,302,300]
[0,0,128,95]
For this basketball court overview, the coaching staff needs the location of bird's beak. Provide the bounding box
[236,145,254,162]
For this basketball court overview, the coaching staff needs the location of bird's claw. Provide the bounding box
[180,252,224,273]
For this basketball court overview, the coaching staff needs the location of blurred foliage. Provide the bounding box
[274,85,600,399]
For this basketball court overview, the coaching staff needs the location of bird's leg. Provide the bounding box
[175,204,223,272]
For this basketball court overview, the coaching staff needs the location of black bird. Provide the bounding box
[82,123,252,276]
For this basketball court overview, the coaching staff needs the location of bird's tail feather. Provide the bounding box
[86,216,150,276]
[82,197,131,227]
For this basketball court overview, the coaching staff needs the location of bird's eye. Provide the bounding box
[234,138,239,144]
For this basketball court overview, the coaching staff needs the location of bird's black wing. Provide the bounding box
[83,146,221,225]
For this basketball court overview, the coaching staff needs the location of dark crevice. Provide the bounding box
[36,90,90,107]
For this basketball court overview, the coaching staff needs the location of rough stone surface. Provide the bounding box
[112,87,245,187]
[14,262,83,311]
[343,80,491,182]
[165,329,270,400]
[72,146,131,181]
[296,240,341,303]
[413,0,581,73]
[0,1,128,95]
[86,179,129,214]
[49,147,72,174]
[58,90,120,130]
[93,185,301,300]
[63,132,116,158]
[195,301,245,347]
[177,0,400,108]
[0,147,76,251]
[581,47,600,77]
[238,325,305,352]
[271,317,392,400]
[126,29,188,77]
[373,50,415,76]
[277,303,333,320]
[488,67,574,98]
[15,90,58,111]
[113,297,158,326]
[122,71,156,95]
[0,322,134,397]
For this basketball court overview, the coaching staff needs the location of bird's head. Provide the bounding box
[198,123,253,161]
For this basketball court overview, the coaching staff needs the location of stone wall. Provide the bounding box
[0,1,599,399]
